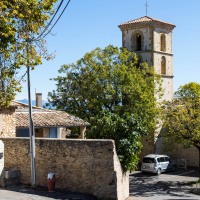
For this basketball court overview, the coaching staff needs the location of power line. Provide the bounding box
[37,0,64,40]
[42,0,71,39]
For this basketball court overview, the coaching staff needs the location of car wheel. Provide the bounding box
[157,168,161,175]
[172,165,176,172]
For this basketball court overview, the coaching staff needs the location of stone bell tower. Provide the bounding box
[118,16,176,101]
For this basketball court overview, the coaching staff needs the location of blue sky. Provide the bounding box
[16,0,200,101]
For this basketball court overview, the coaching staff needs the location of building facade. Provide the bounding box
[0,100,89,139]
[118,16,176,101]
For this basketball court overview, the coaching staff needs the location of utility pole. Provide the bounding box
[27,39,36,187]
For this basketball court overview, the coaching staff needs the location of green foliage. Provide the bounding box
[48,45,161,171]
[0,0,57,107]
[163,82,200,176]
[88,111,144,171]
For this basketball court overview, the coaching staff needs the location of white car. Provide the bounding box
[141,154,176,175]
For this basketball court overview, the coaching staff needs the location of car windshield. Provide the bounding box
[143,157,156,163]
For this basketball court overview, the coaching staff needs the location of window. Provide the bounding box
[136,34,142,51]
[157,157,165,163]
[142,157,156,163]
[17,128,44,137]
[160,34,166,52]
[164,157,170,162]
[161,56,166,74]
[35,128,43,137]
[50,127,58,138]
[131,31,143,51]
[16,128,29,137]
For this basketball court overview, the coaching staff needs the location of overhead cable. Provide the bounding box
[37,0,64,40]
[42,0,71,39]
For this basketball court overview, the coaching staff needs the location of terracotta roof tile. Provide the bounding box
[12,101,90,128]
[15,111,90,128]
[118,16,175,29]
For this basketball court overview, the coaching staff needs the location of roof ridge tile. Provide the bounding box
[118,16,175,28]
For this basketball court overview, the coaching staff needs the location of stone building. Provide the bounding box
[118,16,176,102]
[0,95,90,139]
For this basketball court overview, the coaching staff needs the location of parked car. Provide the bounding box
[141,154,176,175]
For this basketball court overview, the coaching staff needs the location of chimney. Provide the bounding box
[36,93,42,107]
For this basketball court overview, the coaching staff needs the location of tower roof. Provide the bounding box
[118,16,176,30]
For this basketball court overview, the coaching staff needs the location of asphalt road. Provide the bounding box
[128,168,200,200]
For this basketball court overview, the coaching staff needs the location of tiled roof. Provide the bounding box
[118,16,175,28]
[12,101,90,128]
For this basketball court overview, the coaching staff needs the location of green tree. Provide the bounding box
[163,82,200,177]
[48,45,161,171]
[0,0,57,107]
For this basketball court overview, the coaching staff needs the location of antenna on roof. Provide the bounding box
[144,1,149,16]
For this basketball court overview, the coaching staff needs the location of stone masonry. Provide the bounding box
[0,140,4,186]
[0,138,129,200]
[174,145,199,167]
[0,107,16,138]
[119,17,175,102]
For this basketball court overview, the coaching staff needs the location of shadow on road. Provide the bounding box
[129,168,199,199]
[1,184,97,200]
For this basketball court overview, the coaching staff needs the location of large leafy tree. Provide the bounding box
[48,45,161,171]
[0,0,57,107]
[163,82,200,176]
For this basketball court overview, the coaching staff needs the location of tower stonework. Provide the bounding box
[118,16,176,101]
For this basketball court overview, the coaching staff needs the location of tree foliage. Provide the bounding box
[88,111,145,171]
[163,82,200,176]
[0,0,57,107]
[48,45,161,171]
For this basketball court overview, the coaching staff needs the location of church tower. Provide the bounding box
[118,16,176,101]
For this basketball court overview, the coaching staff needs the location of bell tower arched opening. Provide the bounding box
[136,34,142,51]
[161,56,166,74]
[160,34,166,52]
[131,31,144,52]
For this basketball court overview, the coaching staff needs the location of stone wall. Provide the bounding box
[0,140,4,186]
[153,28,174,102]
[0,138,129,200]
[173,145,199,167]
[154,28,172,53]
[154,135,199,168]
[0,108,16,137]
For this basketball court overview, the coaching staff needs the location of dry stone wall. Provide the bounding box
[0,138,129,200]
